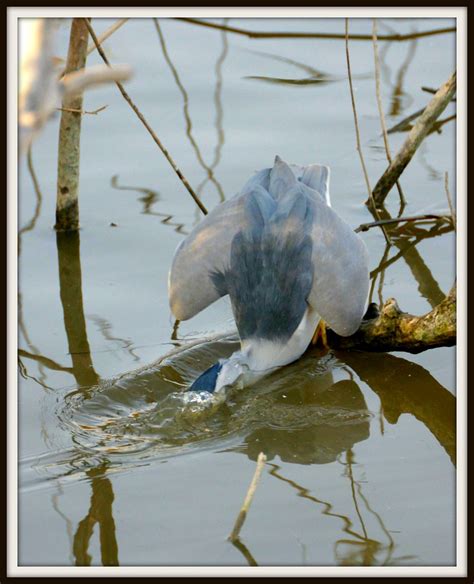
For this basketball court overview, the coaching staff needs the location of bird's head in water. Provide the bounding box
[188,351,251,394]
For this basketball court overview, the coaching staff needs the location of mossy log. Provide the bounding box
[327,285,456,353]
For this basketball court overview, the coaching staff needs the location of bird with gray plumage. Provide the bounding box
[168,156,369,394]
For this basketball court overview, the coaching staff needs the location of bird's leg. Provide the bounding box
[312,319,329,349]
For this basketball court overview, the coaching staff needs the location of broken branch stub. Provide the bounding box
[327,284,456,353]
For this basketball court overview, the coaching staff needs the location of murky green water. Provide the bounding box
[18,17,456,567]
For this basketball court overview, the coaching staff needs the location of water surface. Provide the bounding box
[18,17,456,567]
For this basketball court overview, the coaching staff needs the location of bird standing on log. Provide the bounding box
[169,156,369,393]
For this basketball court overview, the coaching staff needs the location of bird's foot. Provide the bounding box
[312,319,329,349]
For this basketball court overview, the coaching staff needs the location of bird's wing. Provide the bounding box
[305,191,369,336]
[168,170,271,321]
[168,195,244,320]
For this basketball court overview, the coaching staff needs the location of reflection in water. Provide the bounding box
[88,314,141,363]
[342,351,455,465]
[56,231,100,389]
[388,38,417,117]
[195,21,228,203]
[19,19,456,567]
[110,175,188,235]
[367,202,452,307]
[154,19,226,204]
[238,378,370,465]
[52,335,455,566]
[19,146,47,386]
[245,49,370,87]
[73,464,119,566]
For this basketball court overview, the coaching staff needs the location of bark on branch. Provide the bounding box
[372,72,456,207]
[327,285,456,353]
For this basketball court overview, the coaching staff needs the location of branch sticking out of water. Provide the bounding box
[372,19,406,211]
[176,18,455,42]
[327,284,456,353]
[55,18,89,231]
[355,213,451,233]
[345,19,390,245]
[84,19,208,216]
[372,72,456,207]
[444,172,456,231]
[229,452,267,543]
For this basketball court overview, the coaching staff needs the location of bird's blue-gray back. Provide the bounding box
[210,185,314,342]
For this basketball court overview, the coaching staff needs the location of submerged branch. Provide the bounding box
[327,285,456,353]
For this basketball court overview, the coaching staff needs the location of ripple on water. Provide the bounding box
[57,336,372,465]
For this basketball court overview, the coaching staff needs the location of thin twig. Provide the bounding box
[355,213,451,233]
[372,19,406,211]
[372,72,456,206]
[87,18,128,56]
[229,452,267,542]
[345,19,390,244]
[176,18,455,42]
[444,171,456,231]
[422,86,456,101]
[387,107,426,134]
[84,19,208,215]
[56,105,108,116]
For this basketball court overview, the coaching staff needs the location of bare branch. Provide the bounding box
[372,72,456,206]
[345,19,390,244]
[372,19,406,209]
[84,19,208,215]
[87,18,128,56]
[229,452,267,542]
[355,213,451,233]
[444,171,456,231]
[176,18,455,42]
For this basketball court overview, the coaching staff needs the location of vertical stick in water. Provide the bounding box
[55,18,89,231]
[229,452,267,542]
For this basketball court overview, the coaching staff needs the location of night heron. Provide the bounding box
[168,156,369,394]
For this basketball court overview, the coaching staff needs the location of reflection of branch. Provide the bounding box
[56,231,100,388]
[85,19,208,216]
[19,349,72,373]
[88,314,140,362]
[73,466,119,566]
[268,463,367,543]
[154,19,226,202]
[110,175,188,234]
[388,37,417,117]
[20,146,43,235]
[176,18,455,42]
[341,351,456,465]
